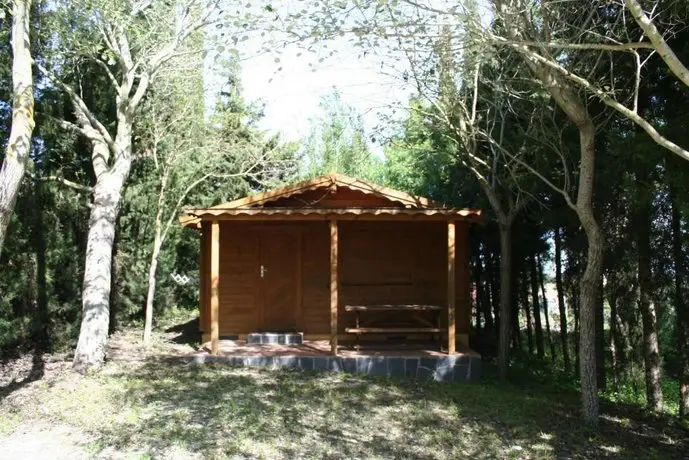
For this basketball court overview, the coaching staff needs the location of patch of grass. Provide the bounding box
[1,356,687,459]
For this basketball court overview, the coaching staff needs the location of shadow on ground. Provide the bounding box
[164,318,200,345]
[0,349,45,400]
[83,358,687,459]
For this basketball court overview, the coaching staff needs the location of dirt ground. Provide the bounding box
[1,325,687,459]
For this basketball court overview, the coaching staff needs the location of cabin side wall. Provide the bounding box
[199,220,471,342]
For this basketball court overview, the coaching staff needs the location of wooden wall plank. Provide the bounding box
[330,219,339,355]
[296,231,303,330]
[210,220,220,355]
[207,220,471,349]
[447,221,456,354]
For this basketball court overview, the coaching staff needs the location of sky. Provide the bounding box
[241,46,405,141]
[235,37,413,154]
[204,1,493,155]
[202,1,422,156]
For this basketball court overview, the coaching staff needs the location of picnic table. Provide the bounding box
[344,304,443,346]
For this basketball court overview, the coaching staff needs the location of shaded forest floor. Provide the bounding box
[0,322,687,459]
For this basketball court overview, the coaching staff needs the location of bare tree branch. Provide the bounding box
[625,0,689,87]
[27,172,93,194]
[503,41,689,161]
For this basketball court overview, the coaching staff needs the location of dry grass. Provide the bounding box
[0,327,687,459]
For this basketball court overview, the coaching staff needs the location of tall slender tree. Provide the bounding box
[493,0,603,423]
[634,164,663,412]
[0,0,34,257]
[530,253,545,359]
[41,0,242,371]
[554,227,571,372]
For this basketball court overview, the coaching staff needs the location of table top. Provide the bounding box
[344,304,443,312]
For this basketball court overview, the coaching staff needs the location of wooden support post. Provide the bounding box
[447,221,456,354]
[330,219,339,355]
[457,221,471,347]
[210,220,220,355]
[199,224,207,336]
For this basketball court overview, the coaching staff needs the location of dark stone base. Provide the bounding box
[185,353,481,382]
[247,332,304,345]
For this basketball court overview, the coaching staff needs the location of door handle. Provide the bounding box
[260,265,267,278]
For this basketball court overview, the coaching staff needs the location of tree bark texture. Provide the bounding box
[635,168,664,412]
[554,228,571,372]
[0,0,35,258]
[73,140,132,372]
[596,279,606,390]
[574,124,603,424]
[572,280,581,378]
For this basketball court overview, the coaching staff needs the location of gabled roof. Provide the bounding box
[209,173,438,210]
[180,173,482,227]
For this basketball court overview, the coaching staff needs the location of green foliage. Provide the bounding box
[299,89,382,182]
[111,59,299,327]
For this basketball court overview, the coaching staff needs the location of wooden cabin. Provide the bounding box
[181,173,482,355]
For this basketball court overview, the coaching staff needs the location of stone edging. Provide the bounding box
[183,354,481,382]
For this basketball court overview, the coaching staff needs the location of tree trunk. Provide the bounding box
[492,0,601,422]
[481,254,494,334]
[73,141,131,372]
[635,169,664,413]
[670,187,688,418]
[608,277,620,391]
[109,221,122,336]
[571,277,581,378]
[574,121,603,424]
[577,216,602,423]
[530,253,544,359]
[487,251,500,338]
[0,0,35,257]
[473,250,483,332]
[538,253,556,362]
[521,260,534,354]
[143,198,166,346]
[596,279,606,390]
[512,255,522,350]
[143,242,161,346]
[554,227,570,373]
[497,222,513,382]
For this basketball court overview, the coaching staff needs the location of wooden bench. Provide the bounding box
[344,304,443,346]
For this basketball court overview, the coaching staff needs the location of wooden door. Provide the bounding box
[259,231,300,332]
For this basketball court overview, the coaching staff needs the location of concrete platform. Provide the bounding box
[183,340,481,382]
[247,332,304,345]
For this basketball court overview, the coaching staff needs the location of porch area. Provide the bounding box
[185,339,482,382]
[181,174,484,371]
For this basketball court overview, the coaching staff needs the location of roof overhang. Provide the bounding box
[179,173,483,229]
[217,173,440,209]
[180,207,483,228]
